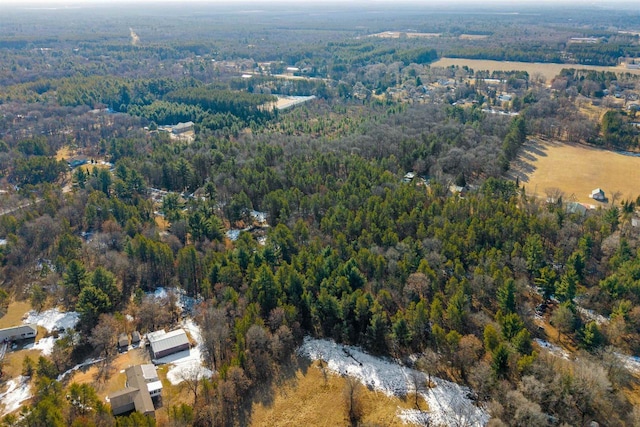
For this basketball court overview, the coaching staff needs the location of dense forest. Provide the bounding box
[1,3,640,427]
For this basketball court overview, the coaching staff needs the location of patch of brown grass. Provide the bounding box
[0,301,31,329]
[250,360,421,427]
[55,146,74,161]
[2,349,42,378]
[514,139,640,205]
[460,34,489,40]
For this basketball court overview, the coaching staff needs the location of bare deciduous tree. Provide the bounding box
[343,376,364,426]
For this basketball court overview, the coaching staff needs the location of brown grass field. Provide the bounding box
[369,31,441,39]
[0,301,31,329]
[459,34,489,40]
[512,138,640,205]
[431,58,640,83]
[250,359,422,427]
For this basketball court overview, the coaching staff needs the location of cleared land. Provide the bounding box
[251,359,420,427]
[432,58,640,83]
[369,31,441,38]
[512,138,640,205]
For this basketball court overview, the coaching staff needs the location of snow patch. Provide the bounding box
[148,287,201,314]
[23,309,79,332]
[25,336,56,356]
[0,376,32,416]
[615,352,640,373]
[534,339,570,360]
[298,337,488,427]
[576,306,608,325]
[159,319,213,385]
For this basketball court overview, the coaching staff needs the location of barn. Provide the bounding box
[147,329,190,360]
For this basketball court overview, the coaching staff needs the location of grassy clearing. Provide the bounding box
[512,139,640,205]
[250,359,421,427]
[0,301,31,329]
[431,58,640,83]
[55,146,74,161]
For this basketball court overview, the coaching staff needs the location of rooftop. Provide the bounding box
[148,328,190,356]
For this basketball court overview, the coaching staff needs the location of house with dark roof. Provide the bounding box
[147,329,190,360]
[590,188,606,202]
[109,364,162,417]
[0,324,37,342]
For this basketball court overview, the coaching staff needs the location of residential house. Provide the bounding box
[590,188,606,202]
[109,364,162,416]
[0,324,37,342]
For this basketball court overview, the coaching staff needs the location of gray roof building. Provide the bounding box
[109,364,162,417]
[172,122,194,134]
[0,324,37,342]
[148,329,190,359]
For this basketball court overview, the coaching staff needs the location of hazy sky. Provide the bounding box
[2,0,638,4]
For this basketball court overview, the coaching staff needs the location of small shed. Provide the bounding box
[118,333,130,349]
[131,331,141,345]
[590,188,606,202]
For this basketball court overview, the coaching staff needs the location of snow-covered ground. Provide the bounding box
[615,352,640,374]
[22,308,79,356]
[576,306,609,325]
[156,319,213,385]
[298,337,489,427]
[534,339,571,360]
[148,287,201,314]
[0,376,31,416]
[23,308,79,332]
[25,336,56,356]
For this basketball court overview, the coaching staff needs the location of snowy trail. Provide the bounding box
[298,337,489,427]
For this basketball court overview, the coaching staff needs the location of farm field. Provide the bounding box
[513,138,640,205]
[431,58,640,83]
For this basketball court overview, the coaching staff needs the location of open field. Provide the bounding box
[251,359,420,427]
[369,31,441,39]
[512,138,640,205]
[459,34,489,40]
[431,58,640,83]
